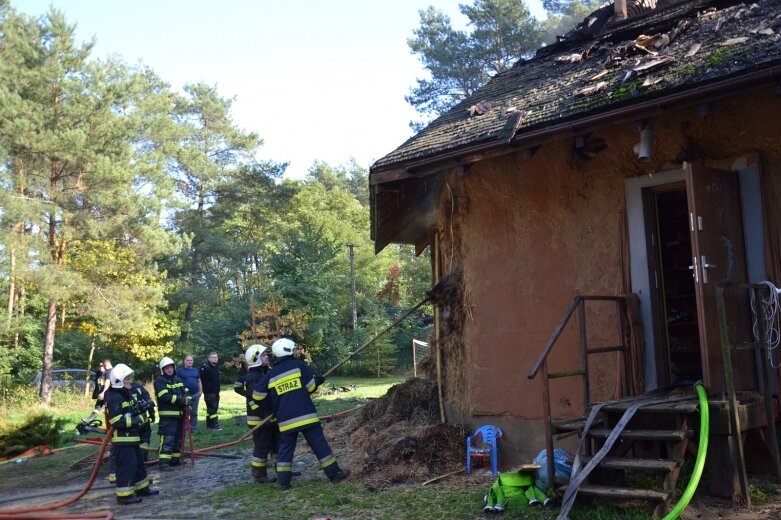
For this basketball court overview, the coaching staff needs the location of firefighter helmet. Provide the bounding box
[158,356,175,374]
[245,344,268,368]
[109,363,134,388]
[271,338,296,358]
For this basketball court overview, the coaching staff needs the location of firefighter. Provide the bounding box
[108,378,156,482]
[105,363,159,504]
[154,356,189,470]
[252,338,349,490]
[234,344,277,483]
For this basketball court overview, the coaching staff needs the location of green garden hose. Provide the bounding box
[662,383,709,520]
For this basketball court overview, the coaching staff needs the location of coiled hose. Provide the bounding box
[662,383,709,520]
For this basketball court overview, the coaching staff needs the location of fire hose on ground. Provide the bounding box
[0,281,450,515]
[0,426,115,519]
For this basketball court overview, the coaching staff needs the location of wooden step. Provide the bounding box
[600,399,699,415]
[575,484,671,502]
[552,416,603,433]
[581,456,680,473]
[587,428,693,442]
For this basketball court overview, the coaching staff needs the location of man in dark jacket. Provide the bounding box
[106,363,159,504]
[234,344,277,483]
[200,352,222,431]
[154,356,189,470]
[252,338,349,490]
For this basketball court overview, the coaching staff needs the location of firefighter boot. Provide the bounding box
[136,486,160,497]
[329,468,351,483]
[252,466,277,484]
[81,410,99,424]
[116,495,142,505]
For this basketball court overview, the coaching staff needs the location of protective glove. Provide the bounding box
[314,375,326,386]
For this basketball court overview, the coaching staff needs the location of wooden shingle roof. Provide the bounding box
[371,0,781,173]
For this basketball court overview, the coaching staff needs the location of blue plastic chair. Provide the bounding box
[466,424,503,475]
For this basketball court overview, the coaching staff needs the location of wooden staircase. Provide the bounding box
[555,394,700,517]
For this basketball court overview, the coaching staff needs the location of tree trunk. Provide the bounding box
[84,335,96,397]
[14,285,25,349]
[5,247,15,334]
[180,181,207,342]
[40,298,57,404]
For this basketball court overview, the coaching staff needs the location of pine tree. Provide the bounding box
[168,83,260,342]
[0,5,178,402]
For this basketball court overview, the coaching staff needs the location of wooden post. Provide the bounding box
[434,234,445,423]
[84,335,96,397]
[413,339,417,378]
[614,0,627,20]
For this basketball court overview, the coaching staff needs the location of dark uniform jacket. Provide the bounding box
[154,373,187,419]
[130,383,156,423]
[234,365,272,427]
[106,386,152,444]
[251,356,322,433]
[200,361,220,394]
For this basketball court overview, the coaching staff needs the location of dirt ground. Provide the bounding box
[3,378,781,519]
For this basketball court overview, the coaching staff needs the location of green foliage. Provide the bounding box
[407,0,545,124]
[749,482,776,505]
[704,48,733,69]
[0,412,63,457]
[0,2,433,393]
[0,3,179,401]
[542,1,600,42]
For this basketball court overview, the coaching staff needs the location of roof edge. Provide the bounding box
[370,64,781,180]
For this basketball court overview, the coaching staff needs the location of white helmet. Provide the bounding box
[109,364,134,388]
[245,344,268,368]
[271,338,296,358]
[158,356,175,374]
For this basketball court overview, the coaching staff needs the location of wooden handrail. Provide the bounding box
[527,296,582,379]
[526,294,632,493]
[528,295,628,380]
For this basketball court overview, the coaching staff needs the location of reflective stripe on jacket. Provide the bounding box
[106,387,144,444]
[234,365,275,426]
[154,374,186,418]
[251,356,321,433]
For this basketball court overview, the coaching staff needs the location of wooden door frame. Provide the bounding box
[625,168,686,390]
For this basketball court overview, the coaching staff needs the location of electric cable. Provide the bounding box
[750,281,781,367]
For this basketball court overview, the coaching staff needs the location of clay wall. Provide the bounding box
[434,86,781,462]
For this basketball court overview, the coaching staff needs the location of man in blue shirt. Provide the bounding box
[176,355,202,432]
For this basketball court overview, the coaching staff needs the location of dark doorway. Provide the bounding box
[652,187,703,385]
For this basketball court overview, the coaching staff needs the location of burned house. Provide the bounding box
[370,0,781,511]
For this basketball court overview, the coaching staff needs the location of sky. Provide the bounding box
[16,0,547,179]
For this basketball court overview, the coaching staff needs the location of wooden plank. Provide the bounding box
[587,428,693,441]
[552,416,603,432]
[581,456,679,473]
[601,399,699,414]
[577,484,670,502]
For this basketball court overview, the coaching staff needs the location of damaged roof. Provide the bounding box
[371,0,781,173]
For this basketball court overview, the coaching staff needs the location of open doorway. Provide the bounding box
[647,186,702,385]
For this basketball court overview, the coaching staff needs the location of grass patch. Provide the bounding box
[0,377,654,518]
[209,478,652,520]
